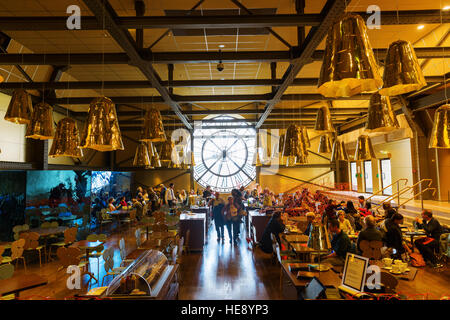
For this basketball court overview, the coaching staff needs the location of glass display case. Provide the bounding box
[104,249,175,299]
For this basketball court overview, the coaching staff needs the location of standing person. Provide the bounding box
[222,196,239,245]
[159,184,167,206]
[165,183,176,208]
[414,209,443,268]
[210,192,225,242]
[149,188,158,212]
[203,186,212,200]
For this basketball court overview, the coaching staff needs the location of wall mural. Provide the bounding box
[25,170,92,230]
[0,171,26,241]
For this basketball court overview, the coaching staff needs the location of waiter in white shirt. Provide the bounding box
[165,183,176,208]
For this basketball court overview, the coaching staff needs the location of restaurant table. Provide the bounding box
[21,226,68,262]
[190,206,211,234]
[70,240,105,282]
[280,261,342,299]
[372,261,418,281]
[248,210,271,243]
[0,273,48,298]
[108,210,130,229]
[179,213,205,252]
[404,231,426,252]
[288,242,329,262]
[282,234,309,243]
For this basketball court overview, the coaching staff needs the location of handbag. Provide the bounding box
[410,252,426,267]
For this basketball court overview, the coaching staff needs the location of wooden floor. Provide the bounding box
[6,222,450,300]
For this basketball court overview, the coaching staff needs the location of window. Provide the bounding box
[193,115,256,193]
[350,162,358,191]
[364,161,373,193]
[380,159,392,195]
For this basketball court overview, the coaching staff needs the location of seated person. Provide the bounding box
[337,210,353,234]
[258,212,286,254]
[385,213,411,260]
[119,196,127,208]
[304,212,315,236]
[358,202,374,218]
[356,216,383,255]
[336,200,346,212]
[107,197,116,212]
[131,198,143,221]
[414,209,443,268]
[321,219,353,266]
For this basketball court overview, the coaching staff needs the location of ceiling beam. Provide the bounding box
[0,10,447,31]
[48,93,370,105]
[256,0,349,128]
[81,0,191,130]
[0,47,447,65]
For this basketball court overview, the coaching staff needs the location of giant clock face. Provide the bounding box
[193,117,256,193]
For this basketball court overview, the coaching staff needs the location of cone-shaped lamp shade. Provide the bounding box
[317,14,382,98]
[25,102,54,140]
[159,140,179,167]
[133,142,151,168]
[146,141,156,169]
[314,105,335,133]
[4,89,33,124]
[355,135,376,160]
[140,108,166,142]
[283,124,308,166]
[365,93,399,133]
[429,104,450,149]
[80,97,124,151]
[151,143,162,168]
[331,140,349,161]
[277,133,286,165]
[379,40,427,96]
[49,118,83,158]
[300,126,311,148]
[318,135,333,153]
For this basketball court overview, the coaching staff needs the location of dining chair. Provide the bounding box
[0,264,16,300]
[12,224,29,240]
[359,240,383,263]
[48,226,78,261]
[118,238,134,267]
[1,238,26,272]
[99,209,113,233]
[20,232,45,268]
[273,240,302,293]
[83,234,107,277]
[120,210,137,230]
[56,246,95,288]
[101,247,122,286]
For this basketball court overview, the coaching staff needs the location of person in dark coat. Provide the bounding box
[259,211,286,254]
[414,209,443,267]
[209,192,225,242]
[357,216,383,254]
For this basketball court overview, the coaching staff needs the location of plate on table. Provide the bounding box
[389,270,403,275]
[382,266,392,270]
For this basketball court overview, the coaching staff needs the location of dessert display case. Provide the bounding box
[103,249,179,300]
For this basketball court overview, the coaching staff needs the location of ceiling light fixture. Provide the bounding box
[417,25,425,30]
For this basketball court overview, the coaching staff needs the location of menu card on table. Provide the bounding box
[339,253,369,295]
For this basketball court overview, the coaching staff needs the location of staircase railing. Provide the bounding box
[365,178,408,205]
[375,179,433,215]
[399,187,437,210]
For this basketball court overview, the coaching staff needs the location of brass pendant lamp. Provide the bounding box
[49,118,83,158]
[25,102,54,140]
[150,142,162,168]
[146,141,156,169]
[429,104,450,149]
[4,89,33,124]
[133,142,151,168]
[140,108,167,142]
[283,124,307,166]
[159,139,179,167]
[80,97,124,151]
[379,40,427,96]
[355,135,376,160]
[317,13,382,98]
[365,93,399,133]
[314,105,335,133]
[253,133,262,167]
[318,134,333,154]
[300,126,311,148]
[331,140,349,161]
[277,133,286,166]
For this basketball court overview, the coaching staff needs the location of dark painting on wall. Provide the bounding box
[26,170,92,230]
[0,171,26,241]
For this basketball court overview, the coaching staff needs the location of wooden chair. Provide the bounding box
[1,239,26,272]
[99,209,113,232]
[273,241,301,292]
[12,224,29,240]
[56,246,95,288]
[101,247,122,286]
[20,232,45,268]
[359,240,383,263]
[118,238,134,267]
[0,264,15,300]
[48,226,78,261]
[83,234,107,277]
[120,210,137,230]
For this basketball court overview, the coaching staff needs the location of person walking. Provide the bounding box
[165,183,176,208]
[222,196,240,245]
[210,192,225,242]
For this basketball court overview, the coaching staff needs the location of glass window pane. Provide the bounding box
[350,162,358,191]
[364,161,373,193]
[381,159,392,195]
